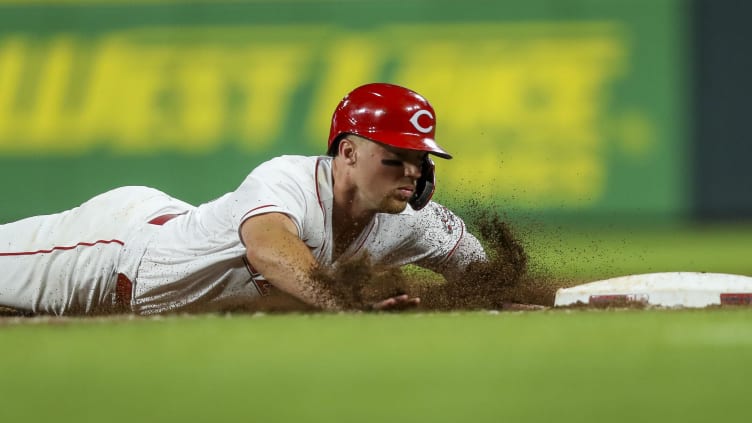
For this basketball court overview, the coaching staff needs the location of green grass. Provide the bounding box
[1,222,750,423]
[522,222,752,281]
[2,310,752,423]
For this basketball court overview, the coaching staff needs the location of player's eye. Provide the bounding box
[380,159,403,167]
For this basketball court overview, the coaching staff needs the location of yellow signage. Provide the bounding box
[0,23,648,205]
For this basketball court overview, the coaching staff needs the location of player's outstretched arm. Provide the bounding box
[437,231,488,284]
[240,213,341,311]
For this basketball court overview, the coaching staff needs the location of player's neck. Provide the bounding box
[331,200,373,263]
[330,160,376,260]
[331,156,375,224]
[331,191,375,229]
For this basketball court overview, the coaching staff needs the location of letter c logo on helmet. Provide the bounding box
[409,110,434,134]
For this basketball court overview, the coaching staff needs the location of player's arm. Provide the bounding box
[241,212,420,311]
[437,231,487,284]
[240,212,341,310]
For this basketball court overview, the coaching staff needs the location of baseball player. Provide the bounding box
[0,83,487,315]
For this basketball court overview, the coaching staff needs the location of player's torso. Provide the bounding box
[132,194,260,314]
[131,156,329,314]
[130,156,459,314]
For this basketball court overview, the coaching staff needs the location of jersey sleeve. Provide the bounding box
[225,156,314,238]
[411,202,487,273]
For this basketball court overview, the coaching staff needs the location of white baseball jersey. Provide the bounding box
[0,155,485,315]
[0,186,192,315]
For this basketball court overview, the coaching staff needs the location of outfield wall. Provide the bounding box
[692,0,752,221]
[0,0,691,222]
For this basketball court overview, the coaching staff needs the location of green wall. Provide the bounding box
[0,0,687,222]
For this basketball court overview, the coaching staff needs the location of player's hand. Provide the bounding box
[500,302,548,311]
[371,294,420,311]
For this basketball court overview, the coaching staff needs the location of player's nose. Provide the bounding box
[404,161,421,179]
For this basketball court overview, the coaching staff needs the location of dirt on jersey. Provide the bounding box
[312,209,563,311]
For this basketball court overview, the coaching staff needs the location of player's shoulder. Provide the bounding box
[380,201,463,236]
[414,201,464,235]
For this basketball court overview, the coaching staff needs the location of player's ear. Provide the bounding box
[339,137,358,164]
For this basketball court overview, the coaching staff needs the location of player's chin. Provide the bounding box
[379,197,409,214]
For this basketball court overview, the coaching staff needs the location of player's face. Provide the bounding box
[353,139,425,214]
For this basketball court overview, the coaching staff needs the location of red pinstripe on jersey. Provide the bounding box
[246,204,276,215]
[349,219,376,257]
[315,157,326,219]
[442,222,465,264]
[147,212,185,225]
[0,239,125,256]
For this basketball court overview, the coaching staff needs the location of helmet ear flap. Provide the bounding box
[409,156,436,211]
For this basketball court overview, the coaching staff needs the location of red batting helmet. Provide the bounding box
[327,83,452,159]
